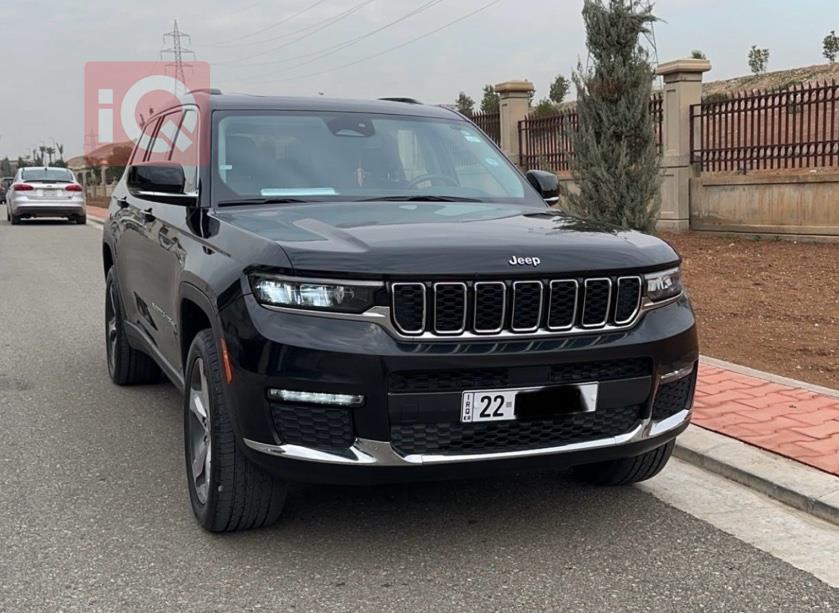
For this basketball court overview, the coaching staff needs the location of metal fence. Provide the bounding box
[518,109,579,172]
[471,110,501,146]
[690,81,839,172]
[518,93,664,172]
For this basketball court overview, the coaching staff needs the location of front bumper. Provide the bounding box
[220,293,698,484]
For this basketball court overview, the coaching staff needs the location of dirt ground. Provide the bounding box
[660,232,839,390]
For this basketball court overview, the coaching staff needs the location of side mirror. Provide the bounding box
[525,170,560,205]
[127,163,196,206]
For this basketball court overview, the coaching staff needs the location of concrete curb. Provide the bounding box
[674,425,839,527]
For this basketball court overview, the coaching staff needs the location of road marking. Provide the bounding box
[640,458,839,587]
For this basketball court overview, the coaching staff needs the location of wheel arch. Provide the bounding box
[179,283,221,373]
[102,243,114,277]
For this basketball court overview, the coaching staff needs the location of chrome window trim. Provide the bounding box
[390,282,427,335]
[581,278,612,329]
[614,276,643,326]
[546,279,579,331]
[432,282,468,335]
[510,280,544,333]
[473,281,507,334]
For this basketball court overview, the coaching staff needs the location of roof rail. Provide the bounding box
[379,97,422,104]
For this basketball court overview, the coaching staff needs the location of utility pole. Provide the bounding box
[161,20,196,93]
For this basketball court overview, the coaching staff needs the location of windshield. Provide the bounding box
[20,168,75,183]
[211,110,543,206]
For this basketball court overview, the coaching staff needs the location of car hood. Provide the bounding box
[215,201,679,276]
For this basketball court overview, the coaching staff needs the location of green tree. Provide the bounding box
[0,157,12,176]
[455,92,475,117]
[748,45,770,74]
[824,30,839,63]
[480,85,500,113]
[566,0,661,232]
[691,49,706,59]
[549,74,570,104]
[532,99,559,117]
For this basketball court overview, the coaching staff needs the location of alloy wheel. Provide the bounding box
[187,357,212,505]
[105,283,118,376]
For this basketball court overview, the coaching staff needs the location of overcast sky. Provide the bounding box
[1,0,836,159]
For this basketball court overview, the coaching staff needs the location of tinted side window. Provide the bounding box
[170,108,199,193]
[147,111,183,163]
[130,119,159,164]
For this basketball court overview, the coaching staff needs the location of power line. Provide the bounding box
[213,0,377,65]
[252,0,505,85]
[222,0,448,78]
[200,0,329,48]
[161,20,196,89]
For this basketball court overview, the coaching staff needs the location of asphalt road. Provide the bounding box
[1,215,838,612]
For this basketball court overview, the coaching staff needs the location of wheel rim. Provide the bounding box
[187,357,212,505]
[105,283,118,375]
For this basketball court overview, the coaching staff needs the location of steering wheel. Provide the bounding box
[407,174,460,188]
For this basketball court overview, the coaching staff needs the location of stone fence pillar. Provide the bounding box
[655,58,711,232]
[495,80,534,167]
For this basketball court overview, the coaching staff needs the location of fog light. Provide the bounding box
[267,388,365,407]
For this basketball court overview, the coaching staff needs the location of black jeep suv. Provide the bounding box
[102,93,697,532]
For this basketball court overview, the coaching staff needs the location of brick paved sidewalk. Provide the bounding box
[87,206,107,222]
[694,361,839,476]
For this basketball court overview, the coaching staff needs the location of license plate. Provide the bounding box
[461,390,518,423]
[461,383,599,423]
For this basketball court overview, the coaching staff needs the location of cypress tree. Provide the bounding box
[566,0,660,232]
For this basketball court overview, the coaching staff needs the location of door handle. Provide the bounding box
[142,207,156,222]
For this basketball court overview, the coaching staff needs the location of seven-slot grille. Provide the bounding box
[390,276,643,337]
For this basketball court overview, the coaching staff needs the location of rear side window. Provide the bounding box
[147,111,183,163]
[20,168,74,183]
[130,119,159,164]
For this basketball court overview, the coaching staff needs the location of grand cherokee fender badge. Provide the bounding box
[508,256,541,267]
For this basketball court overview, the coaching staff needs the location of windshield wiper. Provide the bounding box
[217,197,314,206]
[358,195,483,203]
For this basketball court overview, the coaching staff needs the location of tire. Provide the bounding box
[574,440,675,486]
[105,268,162,385]
[184,330,288,532]
[75,214,87,225]
[10,213,20,225]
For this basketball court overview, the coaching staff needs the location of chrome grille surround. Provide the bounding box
[580,278,612,329]
[547,279,579,331]
[614,276,643,325]
[510,281,544,333]
[387,275,651,340]
[473,281,507,334]
[432,282,467,335]
[391,282,426,335]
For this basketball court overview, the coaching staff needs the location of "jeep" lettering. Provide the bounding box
[508,256,541,267]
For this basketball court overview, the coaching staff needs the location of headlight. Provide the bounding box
[250,275,377,313]
[645,267,682,302]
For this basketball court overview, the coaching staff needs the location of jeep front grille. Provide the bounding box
[390,276,643,338]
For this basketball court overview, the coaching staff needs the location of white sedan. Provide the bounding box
[6,166,86,225]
